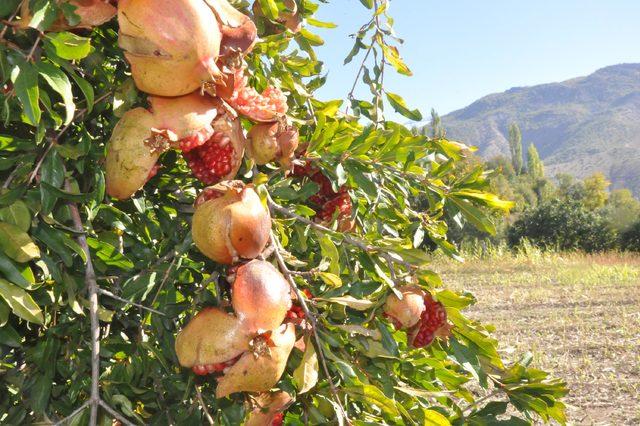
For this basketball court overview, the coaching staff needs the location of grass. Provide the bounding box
[433,245,640,424]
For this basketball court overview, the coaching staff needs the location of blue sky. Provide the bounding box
[312,0,640,120]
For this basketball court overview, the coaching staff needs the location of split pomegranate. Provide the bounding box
[106,93,219,199]
[204,0,257,58]
[215,323,296,398]
[227,67,288,122]
[410,294,450,348]
[245,391,293,426]
[191,181,271,264]
[19,0,116,31]
[175,310,296,398]
[232,260,292,332]
[247,121,299,169]
[183,111,246,184]
[383,286,427,329]
[175,307,251,370]
[318,191,355,232]
[117,0,222,96]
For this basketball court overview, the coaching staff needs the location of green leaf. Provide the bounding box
[318,235,340,275]
[40,149,65,215]
[345,384,399,417]
[0,324,22,347]
[386,92,422,121]
[0,201,31,232]
[320,296,374,311]
[0,222,40,263]
[10,62,41,126]
[358,0,374,9]
[36,61,75,125]
[0,279,44,324]
[423,409,451,425]
[28,0,58,30]
[257,0,278,19]
[299,29,324,46]
[0,0,21,18]
[450,197,496,235]
[44,32,91,60]
[0,252,32,289]
[306,18,337,28]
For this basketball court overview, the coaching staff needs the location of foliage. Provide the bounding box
[620,221,640,252]
[507,200,617,252]
[0,0,568,425]
[508,123,523,175]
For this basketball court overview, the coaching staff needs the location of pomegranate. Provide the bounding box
[183,111,246,184]
[247,121,299,169]
[148,93,218,152]
[245,391,293,426]
[19,0,116,31]
[383,286,426,329]
[409,294,450,348]
[117,0,222,97]
[204,0,257,58]
[106,108,164,200]
[216,323,296,398]
[106,93,220,199]
[226,67,288,122]
[318,191,355,232]
[191,181,271,264]
[174,307,251,371]
[232,260,292,332]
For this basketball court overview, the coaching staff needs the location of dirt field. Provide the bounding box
[435,249,640,425]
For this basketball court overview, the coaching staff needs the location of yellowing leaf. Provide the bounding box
[317,272,342,288]
[293,337,318,394]
[0,279,44,324]
[320,296,374,311]
[0,222,40,263]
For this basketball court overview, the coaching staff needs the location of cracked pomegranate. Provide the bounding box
[183,112,246,185]
[244,391,292,426]
[318,191,355,232]
[226,67,288,122]
[205,0,257,58]
[175,309,296,398]
[20,0,116,31]
[191,181,270,264]
[410,294,450,348]
[383,286,427,329]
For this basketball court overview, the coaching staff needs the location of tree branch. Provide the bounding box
[97,288,166,316]
[53,401,89,426]
[269,230,350,424]
[195,385,215,425]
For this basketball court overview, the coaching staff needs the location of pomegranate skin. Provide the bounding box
[19,0,116,31]
[204,0,257,57]
[215,323,296,398]
[247,121,299,168]
[245,391,293,426]
[175,307,251,369]
[232,260,292,332]
[383,286,426,329]
[106,108,163,200]
[191,182,271,264]
[117,0,222,96]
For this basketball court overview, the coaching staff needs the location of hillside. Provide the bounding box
[440,64,640,195]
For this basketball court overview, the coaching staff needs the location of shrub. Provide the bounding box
[507,200,617,252]
[620,221,640,251]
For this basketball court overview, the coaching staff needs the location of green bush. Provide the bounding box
[620,221,640,251]
[507,200,617,252]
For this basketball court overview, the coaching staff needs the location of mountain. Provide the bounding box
[440,63,640,195]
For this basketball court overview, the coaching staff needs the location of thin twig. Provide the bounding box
[99,400,136,426]
[29,91,113,185]
[195,385,215,425]
[269,230,350,424]
[268,197,414,271]
[0,0,25,41]
[53,401,90,426]
[97,288,166,316]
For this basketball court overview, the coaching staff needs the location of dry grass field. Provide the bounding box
[434,247,640,425]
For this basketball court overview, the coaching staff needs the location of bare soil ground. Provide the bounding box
[435,251,640,425]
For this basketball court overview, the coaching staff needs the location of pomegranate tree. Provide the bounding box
[1,0,567,424]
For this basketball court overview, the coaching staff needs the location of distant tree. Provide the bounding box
[582,172,611,210]
[603,189,640,232]
[430,108,445,138]
[527,143,545,179]
[507,200,616,252]
[620,221,640,252]
[508,123,524,174]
